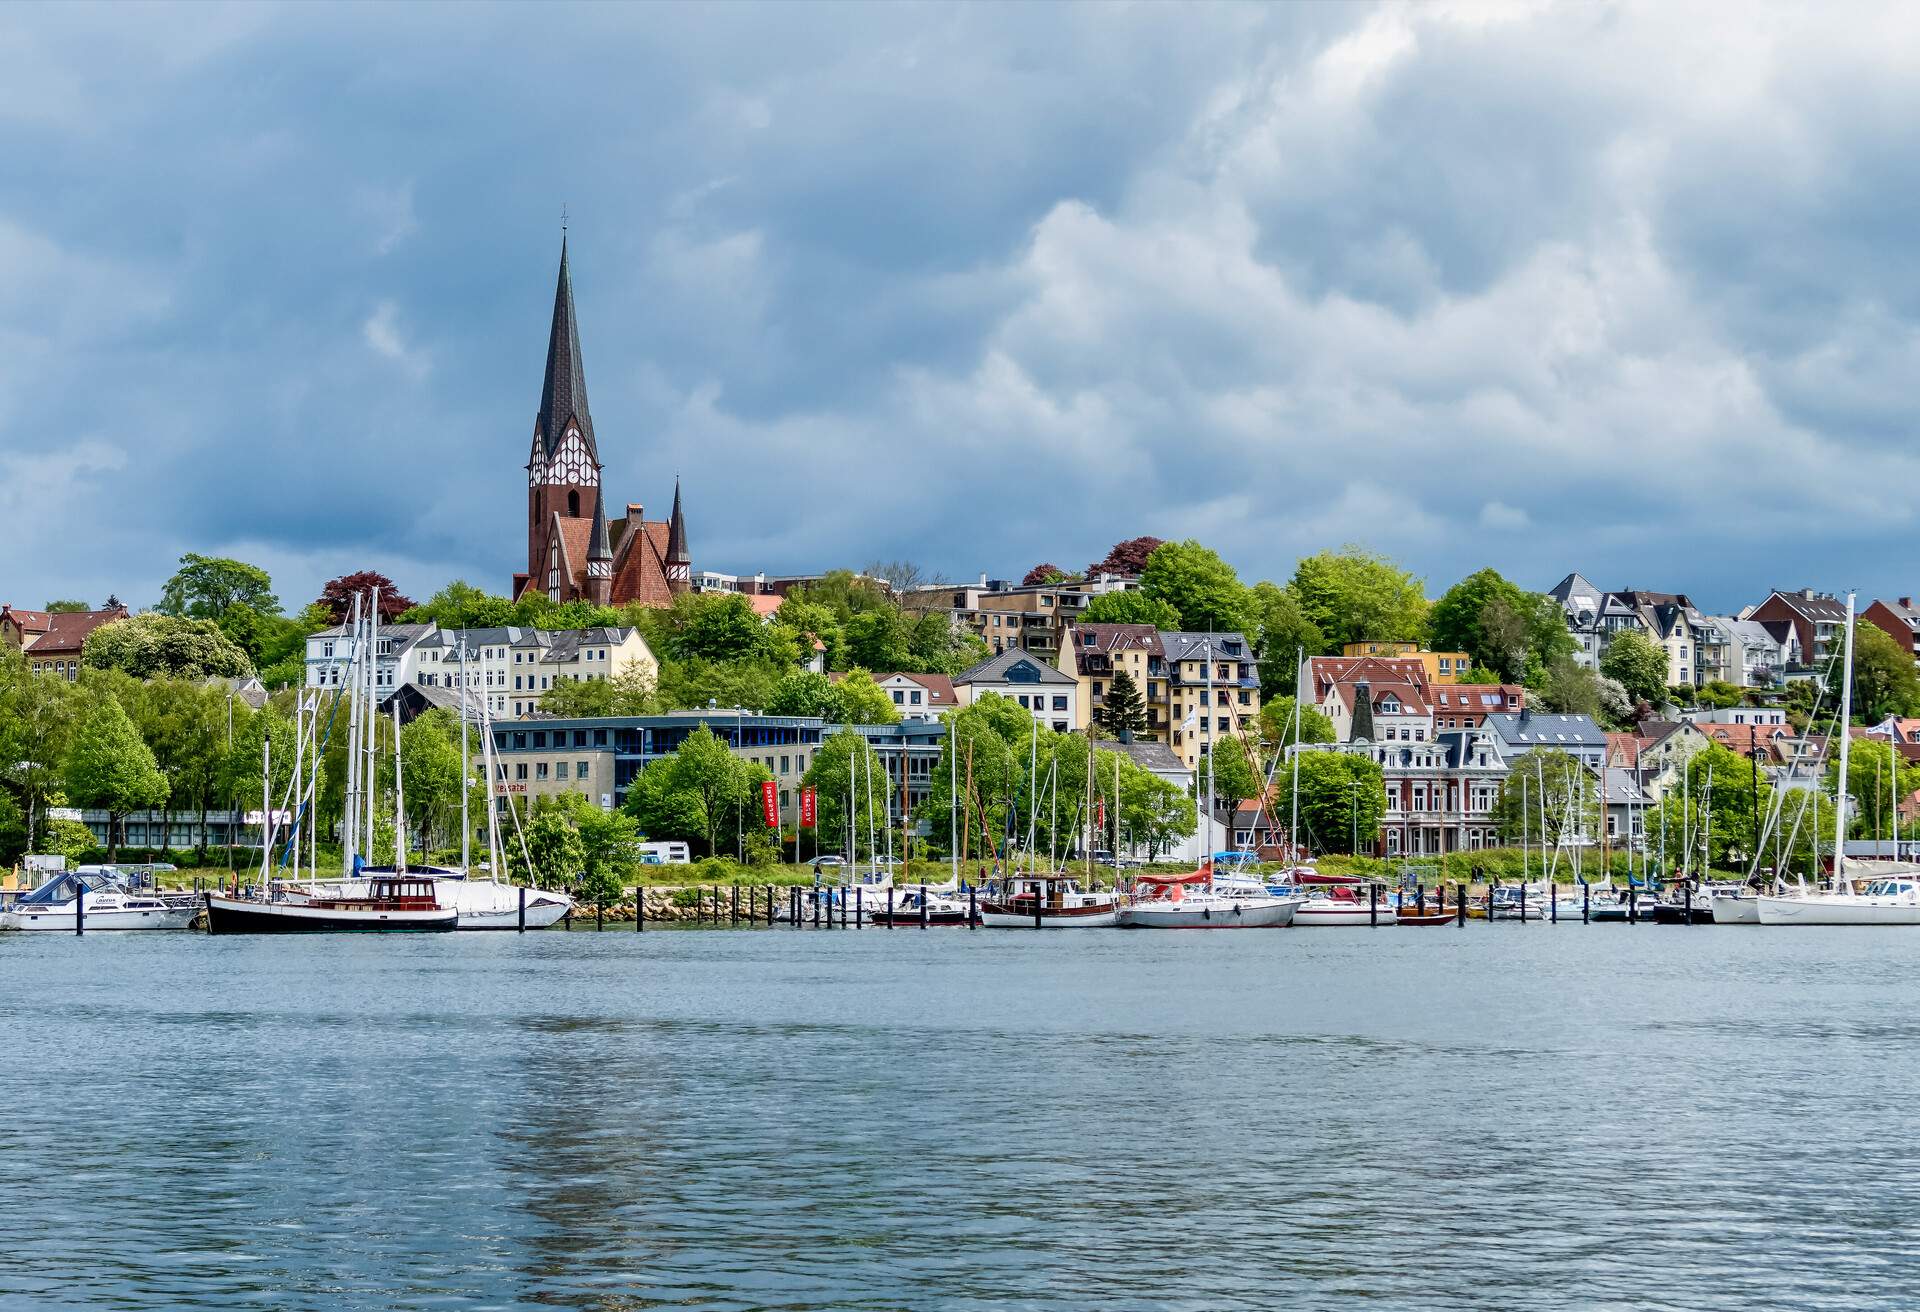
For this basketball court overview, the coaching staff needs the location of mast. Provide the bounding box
[342,595,362,875]
[392,701,407,873]
[364,587,380,861]
[1290,647,1304,863]
[950,727,958,882]
[1085,732,1094,885]
[458,639,472,877]
[1520,769,1528,883]
[1026,717,1038,874]
[1204,636,1215,865]
[1833,590,1856,889]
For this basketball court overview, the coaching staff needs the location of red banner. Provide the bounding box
[761,780,779,828]
[1096,799,1106,829]
[800,787,817,829]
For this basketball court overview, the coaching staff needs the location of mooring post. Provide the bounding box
[1519,883,1527,923]
[1485,882,1494,921]
[1369,883,1378,927]
[1684,881,1693,925]
[518,884,527,933]
[969,887,978,929]
[1550,881,1558,924]
[1456,882,1466,926]
[920,883,929,929]
[596,899,603,931]
[637,886,645,932]
[1628,887,1638,925]
[1583,881,1591,925]
[1034,883,1043,930]
[887,885,895,929]
[75,880,85,937]
[855,887,862,928]
[812,888,821,928]
[1416,882,1424,915]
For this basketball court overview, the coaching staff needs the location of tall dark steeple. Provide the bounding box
[527,236,603,585]
[534,235,597,463]
[664,478,691,594]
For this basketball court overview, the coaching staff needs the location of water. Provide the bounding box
[3,923,1917,1310]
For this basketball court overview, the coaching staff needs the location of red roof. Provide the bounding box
[2,607,51,638]
[22,606,127,656]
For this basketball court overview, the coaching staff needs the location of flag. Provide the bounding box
[800,787,817,829]
[1096,799,1106,829]
[761,780,779,829]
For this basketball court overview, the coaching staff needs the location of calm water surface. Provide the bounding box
[2,923,1916,1310]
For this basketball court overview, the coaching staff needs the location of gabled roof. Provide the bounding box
[1765,589,1849,623]
[1306,654,1429,697]
[1869,598,1920,631]
[956,648,1076,686]
[534,237,595,463]
[1432,684,1526,711]
[1482,711,1607,748]
[1336,681,1429,716]
[24,605,129,656]
[1111,739,1188,775]
[1159,630,1252,663]
[2,606,51,637]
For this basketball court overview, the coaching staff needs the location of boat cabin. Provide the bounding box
[306,877,444,910]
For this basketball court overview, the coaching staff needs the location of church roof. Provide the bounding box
[535,237,595,463]
[665,479,689,566]
[588,488,612,562]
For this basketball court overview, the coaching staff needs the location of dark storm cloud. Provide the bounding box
[1,2,1916,619]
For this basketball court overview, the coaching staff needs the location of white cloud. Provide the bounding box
[362,301,429,380]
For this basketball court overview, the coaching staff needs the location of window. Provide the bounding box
[892,691,904,704]
[910,690,922,705]
[556,762,569,781]
[577,760,590,778]
[536,762,549,780]
[1052,696,1068,711]
[515,763,528,781]
[780,755,790,774]
[532,732,547,748]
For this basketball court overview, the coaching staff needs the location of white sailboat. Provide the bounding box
[1755,592,1920,925]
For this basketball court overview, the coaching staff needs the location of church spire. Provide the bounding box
[664,478,691,594]
[588,487,612,562]
[535,236,595,463]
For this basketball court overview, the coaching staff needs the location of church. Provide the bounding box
[512,239,690,608]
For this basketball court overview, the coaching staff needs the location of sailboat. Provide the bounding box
[1757,592,1920,925]
[207,590,459,934]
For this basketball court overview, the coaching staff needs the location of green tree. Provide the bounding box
[1079,590,1183,629]
[1849,622,1920,722]
[765,669,837,719]
[121,676,225,856]
[1653,744,1775,873]
[1257,695,1336,755]
[63,691,169,860]
[844,610,912,671]
[1097,666,1148,738]
[528,792,638,903]
[400,710,465,852]
[539,660,659,719]
[1600,629,1669,706]
[621,724,762,856]
[398,580,518,630]
[0,649,77,851]
[159,553,280,620]
[1832,736,1920,840]
[919,698,1024,860]
[653,592,772,664]
[1287,548,1427,653]
[1272,750,1384,854]
[44,599,90,613]
[1138,540,1253,634]
[1491,749,1603,858]
[770,598,844,670]
[1247,580,1324,700]
[654,657,782,714]
[1427,568,1571,683]
[801,728,888,860]
[1202,735,1262,815]
[513,804,586,888]
[834,670,900,725]
[83,613,253,679]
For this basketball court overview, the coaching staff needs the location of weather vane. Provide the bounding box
[561,203,568,234]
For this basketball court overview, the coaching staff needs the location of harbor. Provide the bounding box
[4,923,1916,1310]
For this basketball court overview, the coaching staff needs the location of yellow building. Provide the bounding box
[1340,641,1472,684]
[1060,624,1260,771]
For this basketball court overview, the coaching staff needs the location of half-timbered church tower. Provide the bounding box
[513,239,691,608]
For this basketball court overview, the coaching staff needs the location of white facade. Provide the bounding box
[305,623,435,697]
[412,626,656,719]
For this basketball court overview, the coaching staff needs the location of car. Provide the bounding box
[809,854,847,871]
[872,856,901,869]
[1092,850,1118,866]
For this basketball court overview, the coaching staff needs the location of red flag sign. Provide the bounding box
[800,787,817,829]
[761,780,779,828]
[1096,799,1106,829]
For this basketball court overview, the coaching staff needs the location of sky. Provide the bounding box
[3,1,1918,618]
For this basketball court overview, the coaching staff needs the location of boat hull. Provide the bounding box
[1119,898,1299,929]
[205,895,458,934]
[1709,896,1760,925]
[1292,903,1379,927]
[1395,910,1455,927]
[3,905,198,931]
[1756,895,1920,926]
[978,905,1118,929]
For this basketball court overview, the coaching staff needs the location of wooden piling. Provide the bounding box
[637,886,645,931]
[920,883,929,929]
[518,884,526,933]
[887,885,895,929]
[1456,882,1466,926]
[1583,880,1590,924]
[1369,883,1378,927]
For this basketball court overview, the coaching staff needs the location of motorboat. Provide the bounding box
[206,874,459,934]
[1,870,199,931]
[1757,874,1920,926]
[865,881,976,926]
[1119,868,1301,928]
[1488,883,1557,921]
[1292,882,1385,927]
[978,873,1119,928]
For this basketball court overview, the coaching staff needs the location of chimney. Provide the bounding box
[1801,588,1816,600]
[1902,597,1914,609]
[627,503,644,522]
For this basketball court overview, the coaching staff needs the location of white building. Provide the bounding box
[953,649,1079,732]
[412,626,655,719]
[305,622,437,696]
